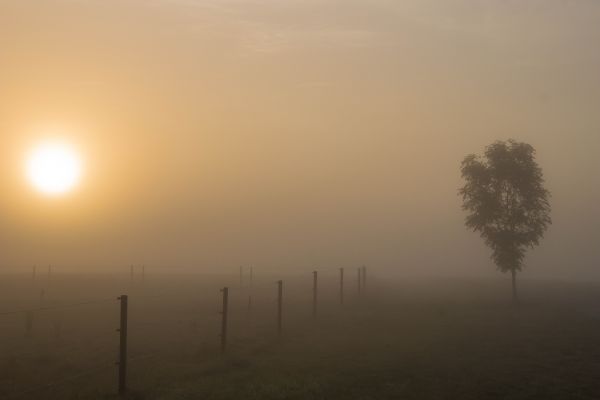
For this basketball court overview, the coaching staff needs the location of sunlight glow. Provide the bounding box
[26,141,83,196]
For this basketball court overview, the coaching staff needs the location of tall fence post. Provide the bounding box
[32,265,36,281]
[220,287,229,353]
[239,266,243,286]
[117,295,128,395]
[312,271,318,318]
[277,280,283,336]
[340,268,344,305]
[130,265,134,285]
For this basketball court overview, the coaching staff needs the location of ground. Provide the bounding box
[1,273,600,399]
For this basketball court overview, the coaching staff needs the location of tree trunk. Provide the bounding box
[511,269,518,305]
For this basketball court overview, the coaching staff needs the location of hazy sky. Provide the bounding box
[1,0,599,278]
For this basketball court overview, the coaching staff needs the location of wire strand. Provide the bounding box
[0,298,117,316]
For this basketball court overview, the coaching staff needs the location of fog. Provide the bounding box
[1,0,599,279]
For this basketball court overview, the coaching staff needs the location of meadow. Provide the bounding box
[1,270,599,399]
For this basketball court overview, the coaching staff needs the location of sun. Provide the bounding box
[26,141,83,196]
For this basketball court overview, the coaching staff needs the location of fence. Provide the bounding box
[0,265,369,398]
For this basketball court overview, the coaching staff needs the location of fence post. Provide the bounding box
[142,265,145,284]
[32,265,36,281]
[277,280,283,336]
[117,295,128,395]
[48,265,52,281]
[312,271,318,318]
[239,266,243,286]
[362,265,367,294]
[130,265,134,285]
[357,267,362,297]
[340,268,344,305]
[220,287,229,353]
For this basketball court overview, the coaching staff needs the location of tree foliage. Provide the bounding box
[460,140,551,273]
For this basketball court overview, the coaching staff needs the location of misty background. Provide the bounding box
[0,0,599,278]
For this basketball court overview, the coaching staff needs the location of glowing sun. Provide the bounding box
[26,141,83,196]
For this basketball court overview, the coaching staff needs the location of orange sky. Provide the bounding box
[1,1,599,278]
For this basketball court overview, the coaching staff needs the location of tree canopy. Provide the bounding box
[460,140,551,274]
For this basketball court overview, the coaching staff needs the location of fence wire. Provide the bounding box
[0,268,371,398]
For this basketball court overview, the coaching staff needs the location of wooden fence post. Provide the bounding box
[312,271,318,318]
[220,287,229,353]
[117,295,128,395]
[277,280,283,336]
[32,265,36,281]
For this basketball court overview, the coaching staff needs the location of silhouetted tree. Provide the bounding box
[459,140,551,303]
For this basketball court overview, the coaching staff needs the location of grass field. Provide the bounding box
[1,272,600,399]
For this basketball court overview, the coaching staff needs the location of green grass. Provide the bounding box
[2,276,600,399]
